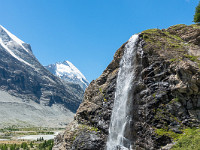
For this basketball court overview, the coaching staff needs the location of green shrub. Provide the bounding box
[172,128,200,150]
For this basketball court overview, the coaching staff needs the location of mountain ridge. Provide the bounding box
[0,25,83,127]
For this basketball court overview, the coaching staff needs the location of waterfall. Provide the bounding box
[106,34,139,150]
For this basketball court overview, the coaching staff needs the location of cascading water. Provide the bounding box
[106,34,139,150]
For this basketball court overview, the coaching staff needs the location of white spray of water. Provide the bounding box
[106,34,139,150]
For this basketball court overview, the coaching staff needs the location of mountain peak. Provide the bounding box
[45,60,89,90]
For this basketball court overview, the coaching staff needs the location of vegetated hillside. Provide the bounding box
[54,24,200,150]
[0,25,83,128]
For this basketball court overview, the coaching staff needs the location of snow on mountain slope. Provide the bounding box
[45,61,89,90]
[0,25,31,53]
[0,25,43,71]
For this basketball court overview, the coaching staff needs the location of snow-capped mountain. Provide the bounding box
[45,61,89,90]
[0,25,83,127]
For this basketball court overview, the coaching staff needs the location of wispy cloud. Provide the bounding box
[185,0,190,2]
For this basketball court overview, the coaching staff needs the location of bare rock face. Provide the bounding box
[54,24,200,149]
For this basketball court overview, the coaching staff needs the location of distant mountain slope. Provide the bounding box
[0,90,74,128]
[45,61,89,90]
[0,25,82,127]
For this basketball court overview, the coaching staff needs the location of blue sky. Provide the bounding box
[0,0,199,82]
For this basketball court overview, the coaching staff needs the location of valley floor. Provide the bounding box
[0,127,64,150]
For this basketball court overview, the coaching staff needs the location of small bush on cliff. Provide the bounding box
[194,2,200,23]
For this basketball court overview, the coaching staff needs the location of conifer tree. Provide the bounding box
[30,141,33,148]
[194,2,200,23]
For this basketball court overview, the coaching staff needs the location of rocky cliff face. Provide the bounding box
[0,25,82,127]
[54,24,200,149]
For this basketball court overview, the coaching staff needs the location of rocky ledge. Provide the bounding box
[53,24,200,150]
